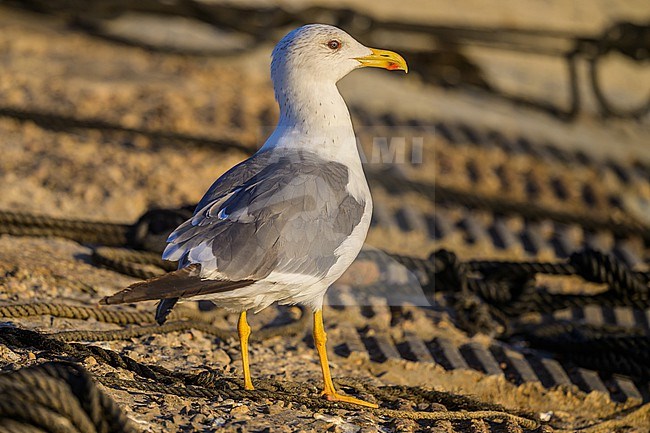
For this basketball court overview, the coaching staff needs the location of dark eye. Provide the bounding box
[327,40,341,50]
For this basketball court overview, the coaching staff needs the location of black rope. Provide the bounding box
[0,361,136,433]
[521,322,650,379]
[3,205,647,336]
[398,248,650,378]
[6,0,649,119]
[386,248,650,334]
[125,206,194,252]
[366,171,650,243]
[0,107,250,153]
[0,327,541,428]
[585,22,650,119]
[2,204,649,394]
[389,248,649,308]
[568,249,648,300]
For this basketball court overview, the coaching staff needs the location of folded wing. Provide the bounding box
[100,149,365,310]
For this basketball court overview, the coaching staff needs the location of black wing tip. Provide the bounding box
[155,298,179,325]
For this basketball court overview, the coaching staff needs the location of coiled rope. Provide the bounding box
[0,361,136,433]
[2,205,649,379]
[0,328,540,429]
[375,248,650,316]
[6,207,642,321]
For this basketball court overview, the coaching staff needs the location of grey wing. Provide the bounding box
[163,151,366,282]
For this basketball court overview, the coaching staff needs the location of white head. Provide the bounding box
[271,24,407,88]
[264,24,407,156]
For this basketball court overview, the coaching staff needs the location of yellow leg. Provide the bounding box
[313,309,378,408]
[238,310,254,390]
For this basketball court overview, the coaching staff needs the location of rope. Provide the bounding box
[0,107,250,153]
[2,203,648,387]
[91,247,173,279]
[386,248,650,380]
[0,361,136,433]
[6,205,644,376]
[568,249,648,299]
[0,328,186,384]
[509,289,650,315]
[51,321,233,342]
[0,208,194,256]
[1,206,648,326]
[387,248,650,313]
[0,327,540,429]
[375,249,642,324]
[522,322,650,379]
[107,211,650,329]
[0,302,309,342]
[98,376,539,426]
[7,0,649,119]
[586,22,650,119]
[366,172,650,243]
[0,302,158,325]
[0,210,129,246]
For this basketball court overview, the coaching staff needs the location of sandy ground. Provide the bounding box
[3,236,649,432]
[0,2,649,432]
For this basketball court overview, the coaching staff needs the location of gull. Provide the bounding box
[102,24,407,408]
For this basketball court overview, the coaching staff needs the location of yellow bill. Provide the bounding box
[355,48,408,73]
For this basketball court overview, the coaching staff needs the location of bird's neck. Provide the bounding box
[262,79,361,169]
[277,80,351,132]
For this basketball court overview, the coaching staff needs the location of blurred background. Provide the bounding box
[1,1,650,430]
[0,0,650,226]
[0,0,648,260]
